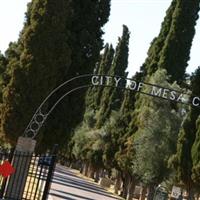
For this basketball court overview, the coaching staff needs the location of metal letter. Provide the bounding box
[128,80,137,90]
[151,86,162,97]
[192,97,200,107]
[137,82,143,91]
[91,76,99,85]
[114,77,121,87]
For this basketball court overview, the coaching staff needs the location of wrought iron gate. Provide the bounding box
[0,147,57,200]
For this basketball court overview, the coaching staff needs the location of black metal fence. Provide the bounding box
[0,147,57,200]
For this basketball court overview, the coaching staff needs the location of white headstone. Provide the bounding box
[171,186,181,199]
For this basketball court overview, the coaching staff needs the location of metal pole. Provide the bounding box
[42,144,58,200]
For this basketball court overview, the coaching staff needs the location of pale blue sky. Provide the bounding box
[0,0,199,76]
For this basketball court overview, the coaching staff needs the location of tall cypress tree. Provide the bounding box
[95,44,115,109]
[42,0,111,150]
[158,0,200,83]
[140,0,177,78]
[0,52,7,74]
[96,25,130,128]
[1,0,72,144]
[0,52,7,103]
[0,42,21,101]
[141,0,199,84]
[102,86,136,170]
[85,43,114,112]
[169,67,200,197]
[102,73,140,199]
[190,67,200,184]
[1,0,110,147]
[129,0,200,160]
[192,117,200,184]
[107,72,141,169]
[132,69,182,200]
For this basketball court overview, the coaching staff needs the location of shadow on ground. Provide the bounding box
[49,165,122,200]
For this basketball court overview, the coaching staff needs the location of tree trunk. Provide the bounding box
[108,169,112,179]
[127,176,136,200]
[120,172,130,199]
[80,162,84,173]
[86,163,92,177]
[69,162,73,168]
[187,189,195,200]
[114,170,122,194]
[94,168,100,182]
[83,162,89,176]
[99,168,105,178]
[88,164,95,179]
[147,184,155,200]
[187,182,195,200]
[139,186,147,200]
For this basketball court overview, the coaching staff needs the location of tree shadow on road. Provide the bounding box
[50,166,121,200]
[50,189,96,200]
[53,174,106,192]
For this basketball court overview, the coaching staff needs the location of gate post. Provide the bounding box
[5,137,36,199]
[42,144,58,200]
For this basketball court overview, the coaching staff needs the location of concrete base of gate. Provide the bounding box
[15,136,36,152]
[5,137,36,199]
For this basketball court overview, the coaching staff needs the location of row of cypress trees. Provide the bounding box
[70,0,200,200]
[0,0,200,199]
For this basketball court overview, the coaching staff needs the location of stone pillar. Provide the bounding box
[5,137,36,199]
[15,136,36,152]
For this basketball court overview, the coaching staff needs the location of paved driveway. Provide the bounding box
[49,164,122,200]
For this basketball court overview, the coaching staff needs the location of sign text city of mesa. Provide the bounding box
[91,75,200,107]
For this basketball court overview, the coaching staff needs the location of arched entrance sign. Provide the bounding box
[23,74,200,139]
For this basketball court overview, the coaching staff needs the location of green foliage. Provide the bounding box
[71,25,130,170]
[158,0,200,83]
[85,44,114,111]
[83,109,97,128]
[95,44,115,109]
[0,52,7,75]
[141,0,200,83]
[126,0,199,166]
[102,111,129,170]
[0,52,7,103]
[40,0,111,150]
[169,67,200,189]
[132,69,182,185]
[70,1,199,195]
[191,117,200,184]
[2,0,71,143]
[140,0,177,78]
[102,80,137,172]
[96,25,130,128]
[1,0,110,148]
[126,0,200,188]
[72,120,104,168]
[190,67,200,183]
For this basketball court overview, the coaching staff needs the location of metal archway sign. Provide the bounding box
[23,74,200,138]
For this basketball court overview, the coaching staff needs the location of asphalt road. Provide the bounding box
[49,164,122,200]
